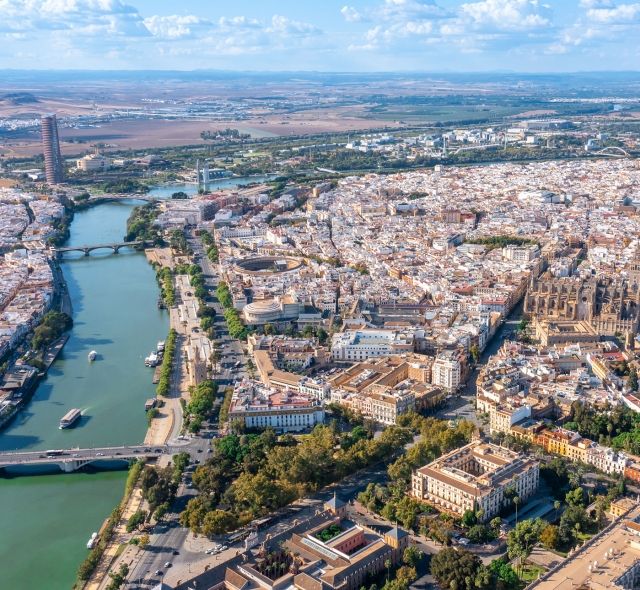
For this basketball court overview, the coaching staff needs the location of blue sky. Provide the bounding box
[1,1,639,71]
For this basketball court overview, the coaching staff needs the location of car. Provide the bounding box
[207,448,213,453]
[133,449,140,453]
[73,453,79,457]
[197,448,203,453]
[221,545,228,550]
[164,562,172,568]
[155,448,162,453]
[155,570,163,576]
[173,550,179,555]
[96,452,104,456]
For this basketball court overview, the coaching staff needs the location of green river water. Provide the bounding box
[0,200,168,589]
[0,177,268,588]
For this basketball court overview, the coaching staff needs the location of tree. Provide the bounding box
[402,545,423,569]
[430,547,489,590]
[384,559,392,582]
[202,510,238,537]
[507,518,545,575]
[540,524,559,550]
[470,344,480,364]
[106,563,129,590]
[489,558,520,590]
[629,368,639,392]
[461,509,477,528]
[136,533,150,548]
[565,487,585,508]
[513,496,521,525]
[246,358,256,379]
[126,509,147,533]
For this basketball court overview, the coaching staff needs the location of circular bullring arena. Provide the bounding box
[234,256,303,276]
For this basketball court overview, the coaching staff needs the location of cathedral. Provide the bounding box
[525,271,640,338]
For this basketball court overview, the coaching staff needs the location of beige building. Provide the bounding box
[411,441,539,520]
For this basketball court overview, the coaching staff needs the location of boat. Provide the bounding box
[88,350,97,361]
[157,341,165,353]
[86,532,98,549]
[144,352,159,367]
[59,408,82,429]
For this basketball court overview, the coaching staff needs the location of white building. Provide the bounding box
[76,153,110,172]
[227,380,324,432]
[432,353,462,392]
[331,329,414,362]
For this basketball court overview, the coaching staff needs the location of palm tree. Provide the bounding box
[384,559,392,582]
[554,500,561,518]
[514,496,521,526]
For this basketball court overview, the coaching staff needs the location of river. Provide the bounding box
[0,200,168,589]
[146,175,275,199]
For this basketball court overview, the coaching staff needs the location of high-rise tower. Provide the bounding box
[41,114,64,184]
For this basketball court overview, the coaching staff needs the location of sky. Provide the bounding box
[1,0,639,72]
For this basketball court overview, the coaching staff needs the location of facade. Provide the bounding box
[41,114,64,184]
[76,153,110,172]
[329,354,443,425]
[331,329,415,362]
[411,441,539,520]
[227,380,324,432]
[525,274,640,338]
[243,296,301,325]
[198,505,409,590]
[431,352,462,392]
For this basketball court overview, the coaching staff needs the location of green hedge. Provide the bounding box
[156,328,177,397]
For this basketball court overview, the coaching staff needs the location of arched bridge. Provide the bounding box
[592,146,631,158]
[54,240,147,257]
[0,444,174,473]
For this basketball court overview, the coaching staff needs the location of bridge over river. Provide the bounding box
[54,240,148,257]
[0,444,180,473]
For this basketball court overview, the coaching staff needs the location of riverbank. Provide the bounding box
[0,200,169,590]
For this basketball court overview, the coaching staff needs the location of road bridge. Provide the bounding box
[54,240,147,257]
[0,444,174,473]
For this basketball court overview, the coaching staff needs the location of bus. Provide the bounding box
[45,449,64,457]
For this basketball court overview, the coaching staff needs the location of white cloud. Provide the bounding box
[460,0,551,31]
[341,5,363,22]
[267,15,320,36]
[586,2,640,23]
[143,15,209,39]
[0,0,149,35]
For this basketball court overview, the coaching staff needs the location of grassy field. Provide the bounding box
[362,104,527,123]
[520,563,546,583]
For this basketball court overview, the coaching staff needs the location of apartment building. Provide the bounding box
[411,441,539,520]
[431,351,463,392]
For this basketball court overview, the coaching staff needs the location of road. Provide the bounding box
[0,445,166,468]
[435,303,523,424]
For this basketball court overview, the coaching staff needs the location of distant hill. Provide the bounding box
[0,92,39,105]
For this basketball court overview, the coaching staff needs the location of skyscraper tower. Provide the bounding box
[41,114,64,184]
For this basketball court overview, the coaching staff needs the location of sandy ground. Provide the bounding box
[1,107,403,157]
[86,488,146,590]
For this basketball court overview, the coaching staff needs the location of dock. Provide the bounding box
[152,365,162,384]
[42,334,69,370]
